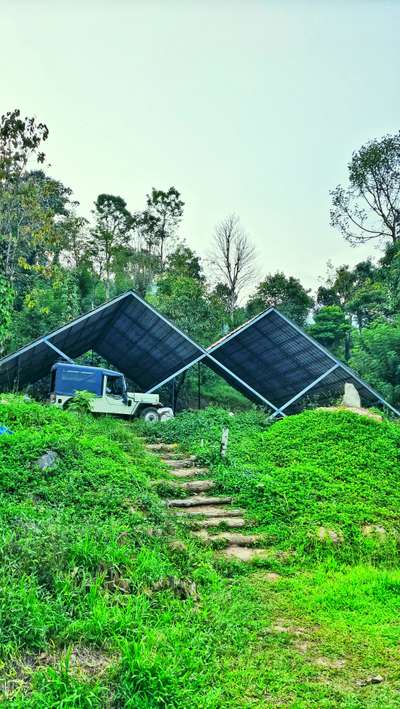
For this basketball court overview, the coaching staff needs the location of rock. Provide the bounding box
[194,532,259,546]
[196,517,246,528]
[167,496,233,507]
[150,575,199,600]
[178,480,215,493]
[356,674,384,687]
[169,468,208,478]
[146,442,177,451]
[176,506,245,517]
[221,546,270,561]
[362,524,386,538]
[342,382,361,408]
[36,451,58,470]
[164,457,196,468]
[317,527,343,544]
[263,572,281,581]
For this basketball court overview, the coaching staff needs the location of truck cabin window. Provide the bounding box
[106,376,124,396]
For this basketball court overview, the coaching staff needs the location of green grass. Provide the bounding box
[143,407,400,564]
[2,399,400,706]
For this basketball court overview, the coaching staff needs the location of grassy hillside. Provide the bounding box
[144,407,400,563]
[0,396,268,707]
[2,398,400,706]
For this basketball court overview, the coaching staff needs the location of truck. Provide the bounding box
[49,362,173,422]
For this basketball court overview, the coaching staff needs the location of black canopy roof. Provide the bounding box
[0,291,203,393]
[0,291,398,417]
[206,308,400,416]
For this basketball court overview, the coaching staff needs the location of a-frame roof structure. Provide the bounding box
[0,290,398,417]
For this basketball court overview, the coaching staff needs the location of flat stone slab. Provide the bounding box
[194,531,260,546]
[176,506,245,517]
[167,496,233,508]
[169,468,208,478]
[177,480,215,493]
[221,545,270,561]
[195,517,246,528]
[164,458,196,468]
[146,443,177,451]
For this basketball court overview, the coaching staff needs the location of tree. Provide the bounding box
[90,194,133,297]
[0,170,81,283]
[0,275,13,355]
[0,109,48,181]
[10,267,80,350]
[330,132,400,245]
[165,245,204,281]
[309,305,350,358]
[247,272,313,326]
[210,214,256,319]
[351,319,400,408]
[0,110,53,282]
[140,187,184,267]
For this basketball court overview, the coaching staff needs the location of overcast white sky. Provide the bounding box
[2,0,400,292]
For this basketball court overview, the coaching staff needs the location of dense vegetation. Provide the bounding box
[143,407,400,563]
[1,110,400,409]
[3,398,400,706]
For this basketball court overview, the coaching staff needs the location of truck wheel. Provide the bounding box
[140,407,160,423]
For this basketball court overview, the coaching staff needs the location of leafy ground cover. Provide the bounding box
[140,406,400,705]
[2,398,400,706]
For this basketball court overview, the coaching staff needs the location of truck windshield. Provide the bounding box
[106,376,125,396]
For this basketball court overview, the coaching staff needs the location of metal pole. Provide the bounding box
[197,362,201,410]
[172,378,176,414]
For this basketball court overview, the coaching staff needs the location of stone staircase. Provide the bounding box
[146,442,270,561]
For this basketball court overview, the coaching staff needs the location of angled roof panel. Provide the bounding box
[0,291,203,393]
[207,308,400,416]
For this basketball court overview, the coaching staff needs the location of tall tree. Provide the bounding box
[140,187,184,267]
[165,245,204,281]
[331,132,400,245]
[210,214,256,319]
[0,109,48,181]
[247,272,313,326]
[351,319,400,408]
[0,275,13,355]
[308,305,350,358]
[0,110,51,282]
[90,194,133,297]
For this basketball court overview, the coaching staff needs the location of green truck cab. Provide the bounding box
[49,362,172,422]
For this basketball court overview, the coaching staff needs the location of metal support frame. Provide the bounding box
[274,309,400,418]
[269,363,340,420]
[43,339,74,363]
[2,289,399,419]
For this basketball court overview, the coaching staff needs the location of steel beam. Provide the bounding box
[269,363,340,419]
[43,339,74,363]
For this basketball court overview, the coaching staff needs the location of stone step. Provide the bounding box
[146,443,177,451]
[221,546,271,561]
[195,517,246,529]
[176,506,245,517]
[194,531,260,546]
[177,480,215,493]
[167,496,233,508]
[169,468,208,478]
[164,458,196,468]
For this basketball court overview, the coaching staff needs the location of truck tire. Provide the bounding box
[140,407,160,423]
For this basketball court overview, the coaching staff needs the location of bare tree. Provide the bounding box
[210,214,256,317]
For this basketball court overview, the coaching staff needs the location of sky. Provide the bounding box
[2,0,400,294]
